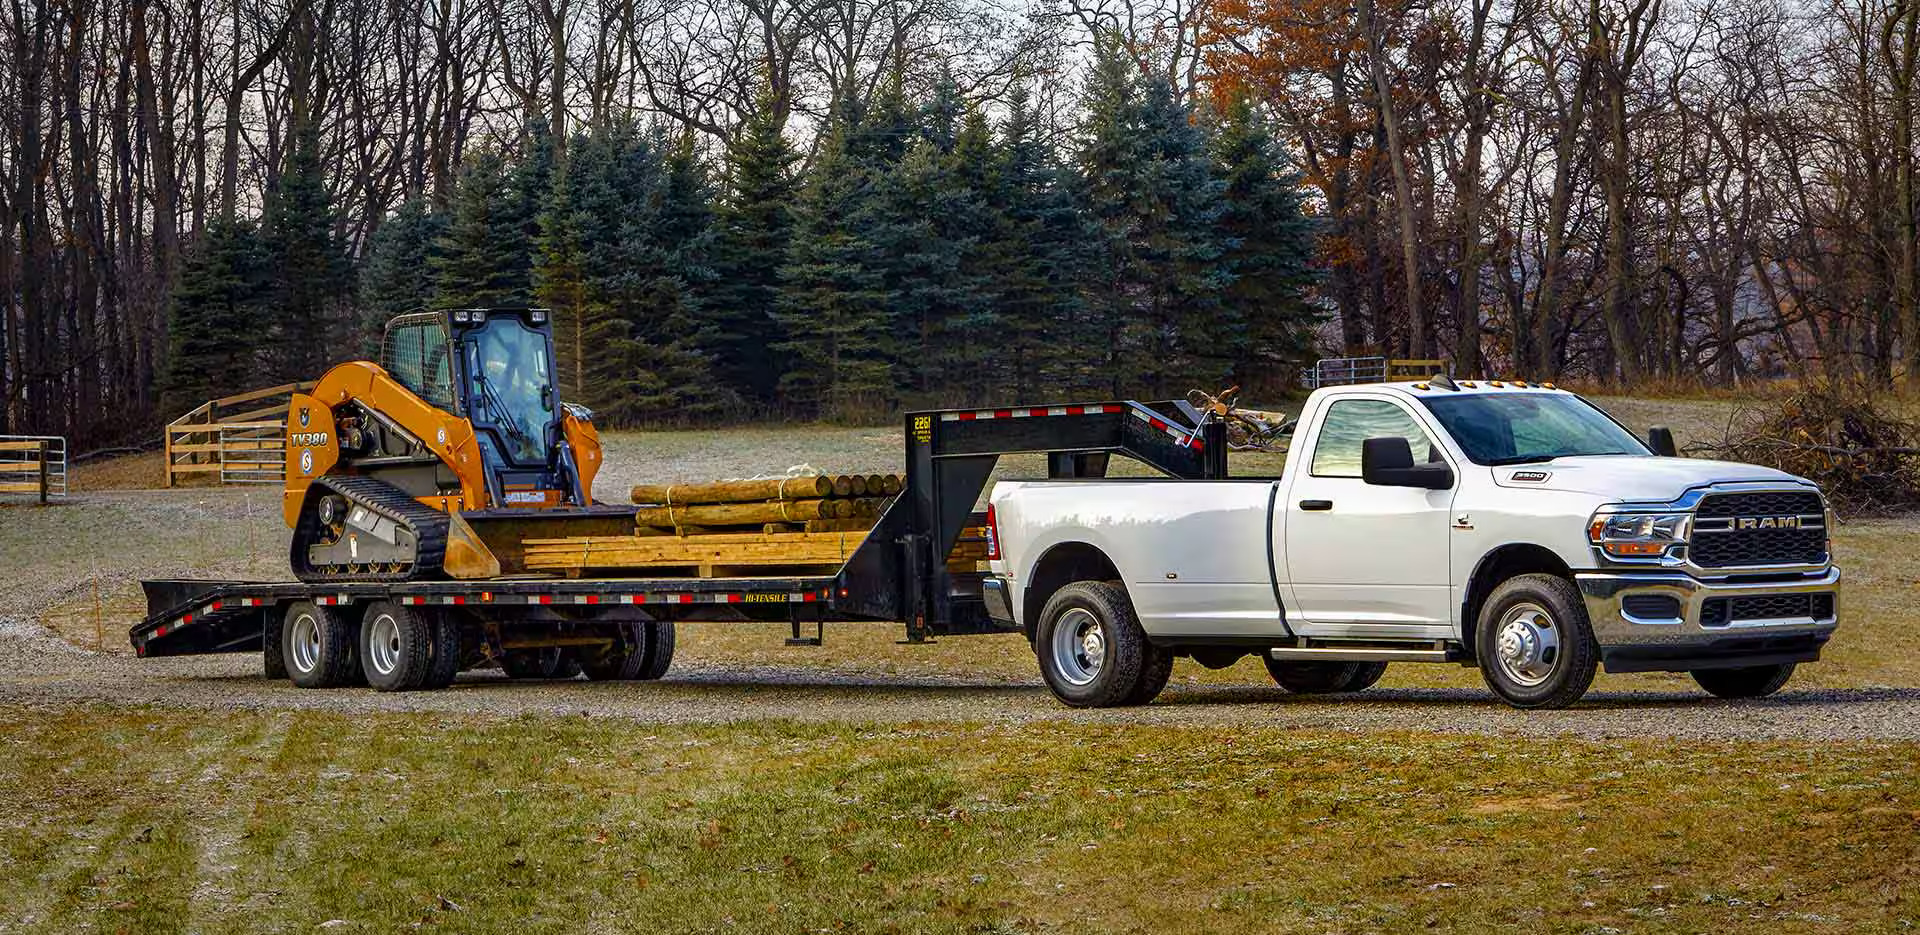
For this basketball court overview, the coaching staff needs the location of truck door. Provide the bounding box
[1279,396,1457,637]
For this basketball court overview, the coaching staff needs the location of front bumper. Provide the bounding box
[1574,567,1840,673]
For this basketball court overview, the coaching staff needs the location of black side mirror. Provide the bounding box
[1648,426,1677,457]
[1362,436,1454,490]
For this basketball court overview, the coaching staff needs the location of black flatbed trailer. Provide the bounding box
[133,400,1228,682]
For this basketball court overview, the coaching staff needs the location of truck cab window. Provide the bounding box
[1310,399,1437,477]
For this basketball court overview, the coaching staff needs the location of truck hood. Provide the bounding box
[1489,455,1812,502]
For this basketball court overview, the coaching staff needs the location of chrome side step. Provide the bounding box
[1268,641,1456,663]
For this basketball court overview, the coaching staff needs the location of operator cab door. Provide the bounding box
[1280,396,1457,638]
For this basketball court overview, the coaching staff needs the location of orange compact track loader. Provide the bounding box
[282,308,630,583]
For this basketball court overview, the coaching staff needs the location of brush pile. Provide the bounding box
[1696,383,1920,514]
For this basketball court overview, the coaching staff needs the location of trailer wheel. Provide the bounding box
[359,601,434,691]
[1035,581,1162,708]
[502,647,578,680]
[580,622,676,681]
[1692,663,1795,699]
[1475,574,1598,709]
[422,610,461,689]
[282,602,356,689]
[262,611,288,680]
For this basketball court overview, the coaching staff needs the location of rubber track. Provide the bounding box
[290,474,449,584]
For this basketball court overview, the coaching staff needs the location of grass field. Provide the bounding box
[3,705,1916,934]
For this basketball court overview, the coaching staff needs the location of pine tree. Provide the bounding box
[1211,93,1320,393]
[993,82,1093,397]
[1077,40,1230,397]
[160,219,272,415]
[360,196,447,352]
[778,104,896,420]
[537,123,725,425]
[434,147,535,307]
[708,98,801,405]
[264,118,352,381]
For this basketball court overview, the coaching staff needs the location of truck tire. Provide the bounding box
[1035,581,1163,708]
[281,602,357,689]
[1343,661,1389,692]
[359,601,434,691]
[1476,574,1599,709]
[1264,660,1358,693]
[1262,659,1389,694]
[1692,663,1795,699]
[422,610,461,689]
[262,610,288,681]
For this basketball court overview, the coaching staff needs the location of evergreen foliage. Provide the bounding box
[263,118,353,382]
[160,219,272,416]
[360,197,447,353]
[708,99,801,404]
[1078,39,1231,398]
[337,61,1317,425]
[777,101,897,420]
[1211,94,1321,392]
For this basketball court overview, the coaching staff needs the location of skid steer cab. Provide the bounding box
[281,308,609,583]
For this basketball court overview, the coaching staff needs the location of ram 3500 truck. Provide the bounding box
[984,379,1841,709]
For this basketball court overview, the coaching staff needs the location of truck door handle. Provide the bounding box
[1299,499,1333,511]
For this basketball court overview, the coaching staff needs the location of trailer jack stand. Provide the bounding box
[786,606,824,646]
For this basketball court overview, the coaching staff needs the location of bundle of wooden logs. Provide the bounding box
[625,474,902,536]
[522,473,958,579]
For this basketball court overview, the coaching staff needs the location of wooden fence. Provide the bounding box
[164,382,315,487]
[0,436,67,502]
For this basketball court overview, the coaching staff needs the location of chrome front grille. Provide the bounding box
[1689,490,1827,569]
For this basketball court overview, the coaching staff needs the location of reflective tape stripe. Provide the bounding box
[940,403,1123,422]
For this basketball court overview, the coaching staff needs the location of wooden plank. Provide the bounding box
[219,402,294,423]
[0,482,47,493]
[523,531,868,571]
[208,381,312,409]
[631,475,835,505]
[0,440,47,451]
[163,463,225,473]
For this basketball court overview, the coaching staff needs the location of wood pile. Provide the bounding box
[524,473,944,578]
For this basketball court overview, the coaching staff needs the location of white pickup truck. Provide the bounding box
[982,379,1840,709]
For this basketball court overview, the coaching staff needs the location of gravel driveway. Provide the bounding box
[5,441,1917,742]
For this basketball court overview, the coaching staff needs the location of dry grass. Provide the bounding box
[2,704,1916,934]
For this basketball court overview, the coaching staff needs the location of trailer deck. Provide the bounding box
[131,399,1227,686]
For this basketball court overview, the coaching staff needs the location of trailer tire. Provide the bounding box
[502,647,578,680]
[1475,574,1598,709]
[359,601,433,691]
[282,602,356,689]
[1035,581,1159,708]
[639,622,676,680]
[261,611,288,680]
[1692,663,1795,699]
[422,611,461,689]
[580,623,649,681]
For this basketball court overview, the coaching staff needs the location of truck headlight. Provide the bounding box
[1587,511,1690,558]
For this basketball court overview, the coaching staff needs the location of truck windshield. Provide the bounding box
[1419,394,1649,465]
[466,317,553,464]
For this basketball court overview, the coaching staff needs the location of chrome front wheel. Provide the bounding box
[1492,602,1561,688]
